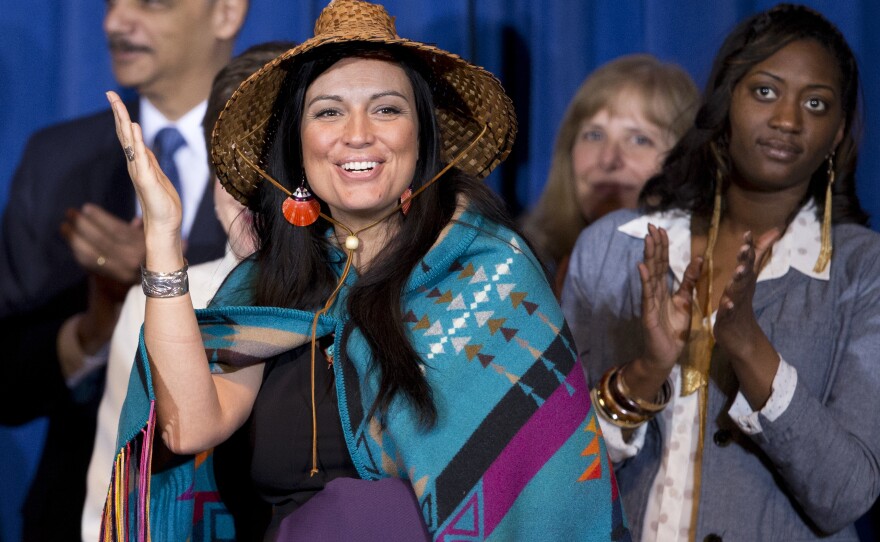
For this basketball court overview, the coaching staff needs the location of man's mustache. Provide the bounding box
[107,37,152,54]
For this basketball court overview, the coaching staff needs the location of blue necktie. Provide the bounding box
[153,127,187,204]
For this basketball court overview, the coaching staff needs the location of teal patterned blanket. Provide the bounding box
[102,209,630,541]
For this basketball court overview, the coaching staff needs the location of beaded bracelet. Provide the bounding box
[141,262,189,298]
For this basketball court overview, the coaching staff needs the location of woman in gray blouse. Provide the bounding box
[562,4,878,541]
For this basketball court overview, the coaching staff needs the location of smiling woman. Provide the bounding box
[101,1,628,541]
[562,4,880,541]
[301,57,419,240]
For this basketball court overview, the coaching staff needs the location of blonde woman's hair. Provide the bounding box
[523,54,699,266]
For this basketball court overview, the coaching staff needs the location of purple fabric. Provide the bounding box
[479,365,589,535]
[271,477,430,541]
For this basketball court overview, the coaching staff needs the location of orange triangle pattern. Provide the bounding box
[578,425,603,482]
[578,457,602,482]
[510,292,527,309]
[585,415,597,434]
[581,437,600,457]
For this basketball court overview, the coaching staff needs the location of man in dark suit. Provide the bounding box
[0,1,249,539]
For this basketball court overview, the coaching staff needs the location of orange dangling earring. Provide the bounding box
[399,185,413,216]
[282,174,320,226]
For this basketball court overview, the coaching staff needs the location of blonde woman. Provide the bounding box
[524,54,698,294]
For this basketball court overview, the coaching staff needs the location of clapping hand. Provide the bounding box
[638,224,703,373]
[60,204,145,285]
[713,229,780,358]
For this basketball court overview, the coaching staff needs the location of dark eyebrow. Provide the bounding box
[371,90,408,101]
[307,94,342,107]
[754,70,784,83]
[753,70,837,93]
[307,90,409,108]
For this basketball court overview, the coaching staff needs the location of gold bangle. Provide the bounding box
[616,363,673,414]
[600,369,647,423]
[607,370,647,416]
[593,368,650,428]
[591,387,646,429]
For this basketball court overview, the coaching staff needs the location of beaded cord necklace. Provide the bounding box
[235,124,487,474]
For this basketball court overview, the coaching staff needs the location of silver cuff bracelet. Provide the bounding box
[141,262,189,298]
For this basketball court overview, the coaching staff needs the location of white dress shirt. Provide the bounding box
[139,98,209,239]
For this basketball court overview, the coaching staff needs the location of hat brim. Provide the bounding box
[211,34,517,210]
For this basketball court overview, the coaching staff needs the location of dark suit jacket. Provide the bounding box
[0,102,227,541]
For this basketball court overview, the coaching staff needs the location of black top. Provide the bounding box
[249,337,359,534]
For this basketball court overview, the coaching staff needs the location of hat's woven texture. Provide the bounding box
[212,0,517,208]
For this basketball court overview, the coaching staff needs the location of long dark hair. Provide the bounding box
[251,43,518,426]
[640,3,867,226]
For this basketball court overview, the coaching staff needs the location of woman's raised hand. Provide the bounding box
[638,224,703,373]
[107,91,184,271]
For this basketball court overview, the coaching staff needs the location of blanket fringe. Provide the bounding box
[99,400,156,542]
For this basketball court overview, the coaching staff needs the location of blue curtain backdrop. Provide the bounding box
[0,1,878,540]
[3,1,879,218]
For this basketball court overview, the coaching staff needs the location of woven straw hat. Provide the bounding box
[211,0,517,209]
